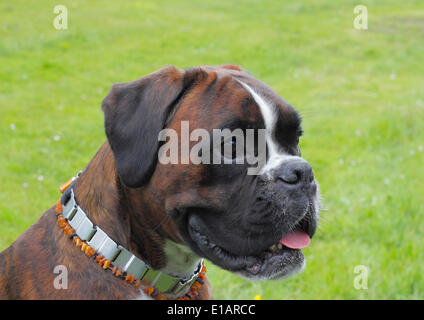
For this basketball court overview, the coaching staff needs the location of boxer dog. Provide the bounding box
[0,64,320,299]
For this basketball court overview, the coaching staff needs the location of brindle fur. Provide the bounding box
[0,64,312,299]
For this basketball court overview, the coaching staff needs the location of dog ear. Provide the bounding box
[219,64,243,71]
[102,66,186,188]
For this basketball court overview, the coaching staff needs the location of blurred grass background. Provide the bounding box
[1,0,423,299]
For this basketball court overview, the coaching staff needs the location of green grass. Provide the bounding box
[1,0,423,299]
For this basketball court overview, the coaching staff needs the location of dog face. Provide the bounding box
[102,65,320,280]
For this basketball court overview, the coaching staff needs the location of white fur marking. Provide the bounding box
[134,240,201,300]
[239,82,300,177]
[162,240,201,279]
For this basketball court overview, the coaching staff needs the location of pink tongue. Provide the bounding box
[279,231,311,249]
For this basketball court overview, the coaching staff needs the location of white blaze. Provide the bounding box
[239,81,301,178]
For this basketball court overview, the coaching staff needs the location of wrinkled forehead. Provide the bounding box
[231,72,301,129]
[169,66,301,136]
[233,72,303,148]
[169,67,258,131]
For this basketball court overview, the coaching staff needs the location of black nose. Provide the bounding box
[276,159,314,186]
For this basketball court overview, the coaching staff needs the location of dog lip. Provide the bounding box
[183,202,317,279]
[187,222,302,277]
[187,223,260,269]
[287,208,317,240]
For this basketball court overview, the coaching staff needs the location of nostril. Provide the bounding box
[278,168,300,184]
[276,160,314,186]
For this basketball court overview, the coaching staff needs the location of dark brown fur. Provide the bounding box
[0,142,210,299]
[0,64,293,299]
[0,65,237,299]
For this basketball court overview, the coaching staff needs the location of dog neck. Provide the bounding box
[72,142,200,279]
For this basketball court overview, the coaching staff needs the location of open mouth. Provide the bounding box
[187,215,313,280]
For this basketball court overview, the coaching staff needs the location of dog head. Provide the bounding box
[102,64,320,280]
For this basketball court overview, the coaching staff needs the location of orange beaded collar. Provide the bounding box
[55,175,206,300]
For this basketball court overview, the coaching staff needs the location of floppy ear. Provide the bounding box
[102,66,186,188]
